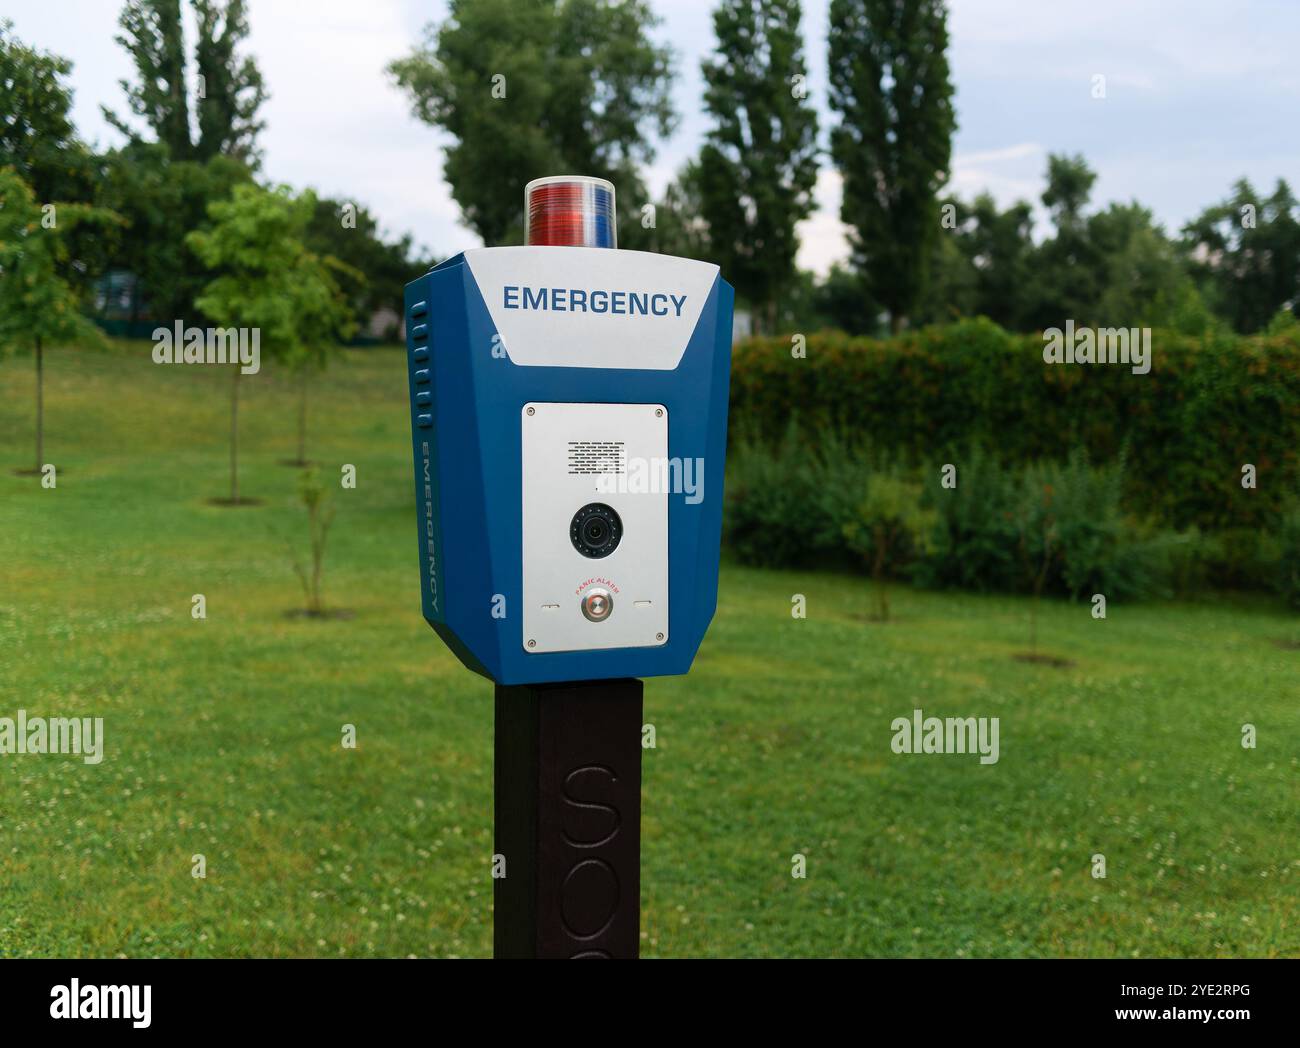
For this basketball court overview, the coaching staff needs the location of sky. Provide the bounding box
[6,0,1299,274]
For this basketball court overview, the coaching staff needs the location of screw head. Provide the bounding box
[526,406,535,416]
[655,408,663,417]
[527,639,536,648]
[656,632,664,641]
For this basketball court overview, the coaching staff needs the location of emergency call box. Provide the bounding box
[404,177,734,685]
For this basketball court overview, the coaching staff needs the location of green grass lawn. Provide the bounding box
[1,340,1297,957]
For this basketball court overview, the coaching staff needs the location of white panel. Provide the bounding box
[465,247,718,370]
[522,403,668,653]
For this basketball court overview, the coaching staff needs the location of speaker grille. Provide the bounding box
[568,441,626,475]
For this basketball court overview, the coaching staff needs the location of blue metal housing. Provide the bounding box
[404,248,734,685]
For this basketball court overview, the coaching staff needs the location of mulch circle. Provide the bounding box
[1012,652,1075,668]
[206,497,266,507]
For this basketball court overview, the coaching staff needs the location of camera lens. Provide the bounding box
[570,503,622,559]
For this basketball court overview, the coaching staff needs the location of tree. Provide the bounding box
[192,0,267,162]
[105,0,267,165]
[813,263,880,334]
[1021,153,1101,328]
[1020,154,1203,332]
[828,0,956,334]
[0,21,93,203]
[98,143,252,322]
[186,183,313,504]
[284,248,359,467]
[646,163,712,261]
[1088,202,1200,329]
[303,196,432,333]
[956,193,1034,329]
[389,0,675,246]
[915,207,976,326]
[0,22,110,291]
[1182,178,1300,333]
[0,169,121,473]
[1041,152,1096,232]
[695,0,819,332]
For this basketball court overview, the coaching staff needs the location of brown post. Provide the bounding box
[494,678,643,959]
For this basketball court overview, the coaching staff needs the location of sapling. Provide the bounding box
[1018,480,1061,658]
[844,470,932,621]
[187,184,309,504]
[288,468,336,616]
[0,169,121,474]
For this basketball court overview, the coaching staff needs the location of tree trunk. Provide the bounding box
[297,373,308,466]
[1030,574,1045,656]
[889,312,902,336]
[34,336,44,472]
[230,367,241,504]
[873,524,889,621]
[311,527,323,614]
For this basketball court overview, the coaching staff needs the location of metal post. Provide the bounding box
[493,678,643,959]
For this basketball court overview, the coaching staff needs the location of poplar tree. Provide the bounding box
[105,0,266,164]
[696,0,819,332]
[829,0,956,333]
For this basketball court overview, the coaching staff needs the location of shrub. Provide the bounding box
[723,424,861,569]
[917,450,1179,601]
[1172,527,1282,594]
[1277,501,1300,610]
[730,320,1300,533]
[1026,452,1170,602]
[912,447,1022,593]
[723,428,1187,604]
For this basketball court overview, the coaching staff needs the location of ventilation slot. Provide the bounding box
[568,441,626,475]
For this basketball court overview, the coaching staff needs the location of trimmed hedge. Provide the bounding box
[730,318,1300,531]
